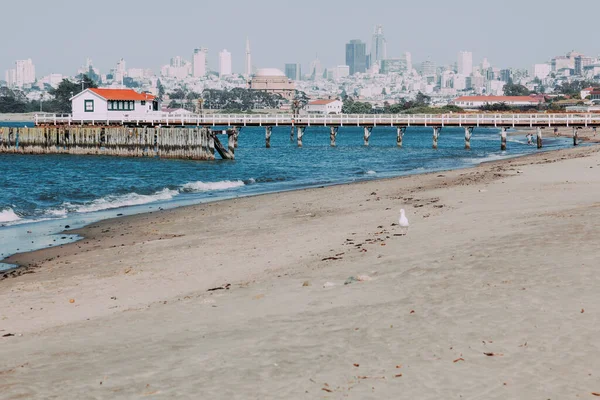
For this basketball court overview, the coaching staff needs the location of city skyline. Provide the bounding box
[3,0,600,77]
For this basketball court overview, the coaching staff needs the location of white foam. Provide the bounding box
[180,180,245,193]
[0,208,21,223]
[366,170,377,175]
[69,188,179,214]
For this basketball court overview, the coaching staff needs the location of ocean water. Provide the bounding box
[0,123,575,270]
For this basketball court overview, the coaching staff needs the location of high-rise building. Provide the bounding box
[115,58,126,85]
[8,59,36,88]
[345,40,367,75]
[219,49,232,76]
[371,25,387,67]
[575,55,593,76]
[193,48,208,77]
[457,51,473,76]
[420,59,436,77]
[309,58,323,80]
[245,38,252,77]
[499,68,513,83]
[533,63,551,80]
[403,52,412,73]
[285,63,302,81]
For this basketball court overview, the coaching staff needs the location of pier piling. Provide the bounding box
[363,127,373,146]
[537,127,543,149]
[290,126,295,142]
[265,126,272,148]
[465,127,474,150]
[297,126,305,148]
[396,127,406,147]
[573,127,579,146]
[432,127,441,149]
[330,126,339,147]
[500,127,507,151]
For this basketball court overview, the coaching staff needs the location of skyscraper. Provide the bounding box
[457,51,473,76]
[8,59,36,88]
[245,38,252,77]
[371,25,387,67]
[309,58,323,80]
[285,63,302,80]
[193,48,208,77]
[219,49,232,76]
[346,40,367,75]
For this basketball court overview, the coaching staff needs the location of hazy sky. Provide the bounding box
[2,0,599,77]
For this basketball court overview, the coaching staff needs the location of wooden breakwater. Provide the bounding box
[0,126,233,160]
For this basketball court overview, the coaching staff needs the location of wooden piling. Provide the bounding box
[265,126,272,148]
[432,127,441,149]
[363,127,373,146]
[330,126,339,147]
[297,126,305,148]
[537,127,543,149]
[396,126,406,147]
[500,127,507,151]
[290,126,295,142]
[465,127,473,150]
[573,127,579,146]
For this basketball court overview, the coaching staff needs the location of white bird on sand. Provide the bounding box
[399,209,410,235]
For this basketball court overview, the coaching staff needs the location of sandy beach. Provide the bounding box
[2,144,600,399]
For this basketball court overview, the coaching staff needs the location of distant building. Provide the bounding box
[370,25,387,67]
[193,48,208,77]
[346,40,367,75]
[457,51,473,76]
[575,55,593,76]
[452,96,540,109]
[533,63,551,80]
[420,60,436,77]
[499,68,513,83]
[5,59,36,88]
[249,68,295,100]
[285,63,302,81]
[219,49,232,76]
[303,99,343,115]
[70,88,159,120]
[245,38,252,77]
[309,58,323,80]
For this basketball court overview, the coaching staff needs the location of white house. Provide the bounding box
[71,88,159,121]
[303,99,343,115]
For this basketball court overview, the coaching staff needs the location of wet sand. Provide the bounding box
[1,145,600,399]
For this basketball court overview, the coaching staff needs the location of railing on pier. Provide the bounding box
[34,112,600,128]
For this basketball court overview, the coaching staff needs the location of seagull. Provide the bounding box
[399,209,409,235]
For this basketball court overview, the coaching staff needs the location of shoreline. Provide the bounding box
[2,144,600,397]
[1,143,591,278]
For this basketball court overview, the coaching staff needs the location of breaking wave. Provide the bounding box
[180,180,245,193]
[0,208,21,224]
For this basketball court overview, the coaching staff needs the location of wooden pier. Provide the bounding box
[0,126,234,160]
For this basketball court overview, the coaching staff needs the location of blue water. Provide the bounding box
[0,124,575,270]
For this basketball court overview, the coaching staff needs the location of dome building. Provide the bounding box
[249,68,295,100]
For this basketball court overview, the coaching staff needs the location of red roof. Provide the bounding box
[453,96,540,103]
[308,99,339,105]
[89,88,155,101]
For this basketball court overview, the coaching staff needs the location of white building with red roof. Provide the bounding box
[451,96,541,109]
[303,99,343,115]
[70,88,160,121]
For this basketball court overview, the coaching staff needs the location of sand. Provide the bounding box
[2,145,600,399]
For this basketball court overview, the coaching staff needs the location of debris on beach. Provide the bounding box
[207,284,231,292]
[453,358,465,363]
[591,392,600,396]
[353,363,360,367]
[483,352,504,357]
[345,277,359,285]
[69,299,75,304]
[253,294,265,300]
[322,256,343,261]
[323,282,336,288]
[394,374,403,378]
[357,275,372,282]
[322,387,333,393]
[2,333,15,337]
[302,281,311,287]
[581,308,585,313]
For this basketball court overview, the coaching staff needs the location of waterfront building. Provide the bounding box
[303,99,343,115]
[219,49,232,76]
[285,63,302,81]
[193,48,208,77]
[248,68,295,100]
[457,51,473,76]
[346,40,367,75]
[451,95,540,109]
[370,25,387,67]
[70,88,159,120]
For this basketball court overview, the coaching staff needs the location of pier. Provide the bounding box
[1,113,595,160]
[0,126,234,160]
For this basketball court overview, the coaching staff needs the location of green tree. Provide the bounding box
[503,83,530,96]
[47,74,98,113]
